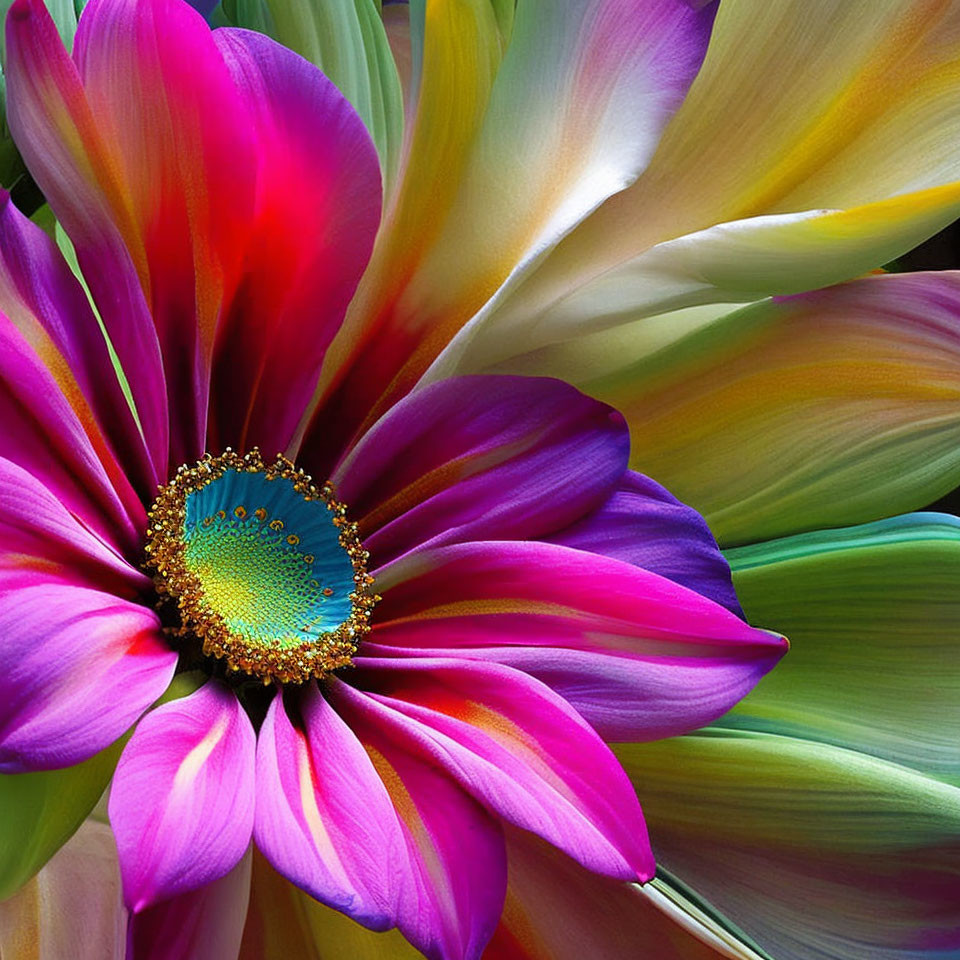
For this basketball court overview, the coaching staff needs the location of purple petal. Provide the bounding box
[332,376,629,567]
[0,584,175,772]
[109,681,255,912]
[369,541,785,741]
[126,851,252,960]
[331,659,655,883]
[549,470,742,615]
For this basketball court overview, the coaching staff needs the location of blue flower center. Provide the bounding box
[146,450,377,684]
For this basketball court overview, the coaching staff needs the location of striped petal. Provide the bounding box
[331,659,655,882]
[0,294,145,558]
[109,681,255,911]
[301,0,714,458]
[0,192,153,498]
[556,272,960,546]
[434,0,960,375]
[0,820,125,960]
[0,745,121,901]
[369,541,784,741]
[619,731,960,960]
[0,584,175,773]
[725,512,960,784]
[330,375,628,564]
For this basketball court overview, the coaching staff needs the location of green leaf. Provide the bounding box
[724,512,960,785]
[0,743,121,900]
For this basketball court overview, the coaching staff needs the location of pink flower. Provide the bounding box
[0,1,784,957]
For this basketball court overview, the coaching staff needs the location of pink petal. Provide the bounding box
[369,540,785,741]
[209,29,381,453]
[331,660,654,883]
[6,0,382,466]
[331,375,628,564]
[126,851,252,960]
[256,684,506,960]
[109,681,255,912]
[0,584,175,772]
[253,685,410,929]
[338,695,507,960]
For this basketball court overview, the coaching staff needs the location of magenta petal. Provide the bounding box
[0,457,147,596]
[0,584,175,772]
[210,29,381,453]
[333,376,629,566]
[5,0,170,472]
[332,660,654,883]
[253,685,409,929]
[0,193,157,497]
[336,689,508,960]
[109,681,255,912]
[256,685,505,960]
[126,851,252,960]
[370,541,785,741]
[550,471,742,616]
[0,313,145,556]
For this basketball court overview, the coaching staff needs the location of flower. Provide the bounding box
[0,1,787,958]
[1,1,960,959]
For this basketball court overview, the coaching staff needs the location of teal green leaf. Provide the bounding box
[618,730,960,960]
[222,0,403,187]
[724,512,960,785]
[0,743,121,901]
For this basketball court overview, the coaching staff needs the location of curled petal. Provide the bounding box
[255,684,506,960]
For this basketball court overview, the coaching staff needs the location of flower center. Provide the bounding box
[145,449,378,684]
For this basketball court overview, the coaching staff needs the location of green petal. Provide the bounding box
[618,730,960,960]
[724,513,960,785]
[222,0,403,188]
[0,743,120,901]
